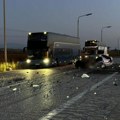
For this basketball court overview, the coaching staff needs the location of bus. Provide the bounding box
[24,32,80,68]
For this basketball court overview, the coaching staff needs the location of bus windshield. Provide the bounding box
[28,49,47,59]
[27,33,47,49]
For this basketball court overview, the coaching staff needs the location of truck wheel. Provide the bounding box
[75,60,81,68]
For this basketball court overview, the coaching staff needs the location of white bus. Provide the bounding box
[25,32,80,68]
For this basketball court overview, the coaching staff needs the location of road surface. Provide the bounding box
[0,59,120,120]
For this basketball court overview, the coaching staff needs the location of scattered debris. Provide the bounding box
[67,96,69,99]
[113,81,117,86]
[81,73,90,78]
[101,64,105,68]
[113,78,118,86]
[32,84,39,88]
[12,88,17,91]
[76,87,79,90]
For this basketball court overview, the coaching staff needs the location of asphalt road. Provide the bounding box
[0,58,120,120]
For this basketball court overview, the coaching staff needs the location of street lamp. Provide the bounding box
[3,0,7,64]
[77,13,92,38]
[101,26,112,42]
[77,13,92,54]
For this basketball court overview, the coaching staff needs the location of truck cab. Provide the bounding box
[75,40,109,68]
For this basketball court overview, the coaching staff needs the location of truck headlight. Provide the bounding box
[85,55,88,58]
[80,56,82,60]
[43,58,50,64]
[26,59,31,63]
[96,56,98,59]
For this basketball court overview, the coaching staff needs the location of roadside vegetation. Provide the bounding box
[0,49,27,72]
[0,62,16,72]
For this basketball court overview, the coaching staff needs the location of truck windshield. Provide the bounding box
[85,41,97,46]
[84,48,97,55]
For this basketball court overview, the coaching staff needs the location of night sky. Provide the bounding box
[0,0,120,49]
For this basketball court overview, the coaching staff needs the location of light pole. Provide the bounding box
[3,0,7,64]
[77,13,92,54]
[101,26,112,42]
[77,13,92,38]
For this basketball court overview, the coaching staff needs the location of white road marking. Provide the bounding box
[39,72,118,120]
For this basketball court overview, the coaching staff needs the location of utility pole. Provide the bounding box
[3,0,7,64]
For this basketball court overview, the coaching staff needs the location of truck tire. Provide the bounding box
[75,60,80,68]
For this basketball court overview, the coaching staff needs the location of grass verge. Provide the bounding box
[0,62,17,72]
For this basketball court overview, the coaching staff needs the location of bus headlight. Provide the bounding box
[43,58,50,64]
[26,59,31,64]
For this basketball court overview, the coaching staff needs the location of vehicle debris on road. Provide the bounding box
[81,73,90,78]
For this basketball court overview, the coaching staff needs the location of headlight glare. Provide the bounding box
[43,58,50,64]
[26,59,31,63]
[96,56,98,59]
[85,55,88,58]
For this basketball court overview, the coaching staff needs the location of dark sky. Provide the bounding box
[0,0,120,49]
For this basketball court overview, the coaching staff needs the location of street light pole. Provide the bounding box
[3,0,7,64]
[77,13,92,54]
[101,26,112,42]
[77,13,92,38]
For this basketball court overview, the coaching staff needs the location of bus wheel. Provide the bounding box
[55,58,59,66]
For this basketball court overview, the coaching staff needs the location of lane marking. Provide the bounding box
[39,72,118,120]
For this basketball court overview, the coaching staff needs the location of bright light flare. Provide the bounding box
[43,58,50,64]
[85,55,88,58]
[28,32,31,35]
[44,31,47,34]
[26,59,31,64]
[96,56,98,59]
